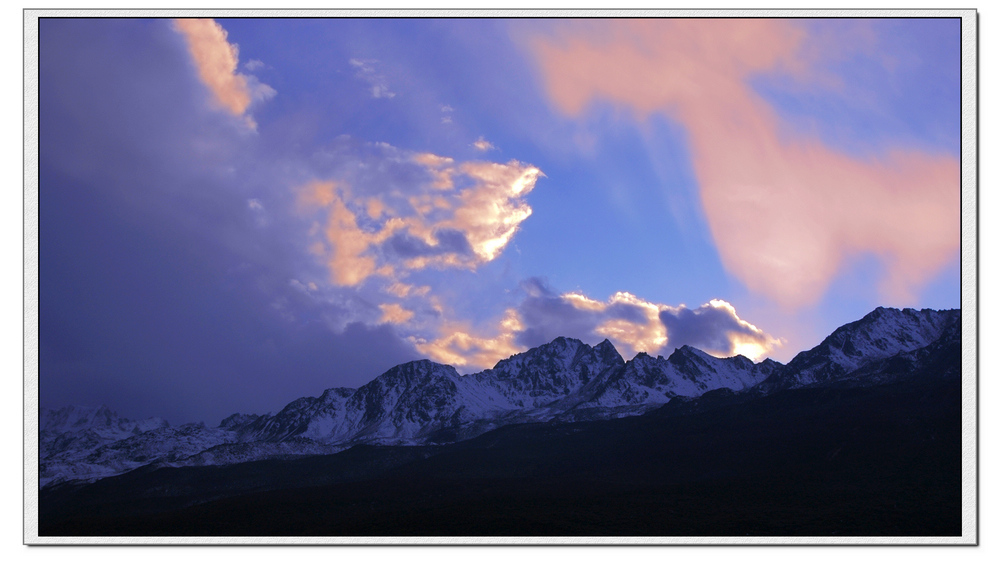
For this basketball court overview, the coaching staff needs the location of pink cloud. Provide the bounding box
[379,303,415,325]
[173,19,252,116]
[173,19,274,127]
[472,137,495,151]
[529,19,959,308]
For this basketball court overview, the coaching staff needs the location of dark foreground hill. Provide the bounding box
[40,370,960,536]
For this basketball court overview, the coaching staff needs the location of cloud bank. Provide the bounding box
[416,278,782,371]
[529,19,959,309]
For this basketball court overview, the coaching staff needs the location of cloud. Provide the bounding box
[528,20,959,309]
[512,278,616,349]
[440,107,454,125]
[298,180,380,286]
[386,282,430,299]
[472,137,495,151]
[39,19,430,423]
[508,279,780,360]
[517,279,782,359]
[246,75,277,104]
[415,278,781,371]
[244,59,265,71]
[41,19,799,423]
[659,300,784,360]
[448,160,542,261]
[247,198,269,226]
[413,309,524,369]
[349,58,396,99]
[296,144,542,287]
[173,19,275,127]
[379,303,415,325]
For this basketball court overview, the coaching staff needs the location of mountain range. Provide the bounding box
[39,306,961,489]
[37,305,964,536]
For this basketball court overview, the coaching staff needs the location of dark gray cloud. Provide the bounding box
[506,279,779,361]
[658,301,777,357]
[605,301,652,325]
[513,278,604,348]
[38,19,420,425]
[307,138,433,201]
[386,229,473,259]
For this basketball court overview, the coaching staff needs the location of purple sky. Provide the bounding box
[37,17,962,425]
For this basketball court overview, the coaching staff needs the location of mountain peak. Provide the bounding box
[320,387,356,401]
[862,305,898,321]
[772,306,960,389]
[218,413,260,431]
[379,359,459,382]
[544,335,583,349]
[396,358,450,370]
[594,338,624,363]
[667,345,709,363]
[512,336,586,364]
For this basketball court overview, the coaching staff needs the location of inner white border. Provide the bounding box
[22,8,979,546]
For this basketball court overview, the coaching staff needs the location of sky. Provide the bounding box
[37,17,962,425]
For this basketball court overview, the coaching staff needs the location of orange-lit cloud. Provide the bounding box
[516,278,781,361]
[415,280,781,372]
[413,154,456,190]
[297,150,542,287]
[450,161,542,262]
[385,282,430,299]
[658,299,784,361]
[298,180,381,286]
[173,19,274,127]
[529,19,959,308]
[414,309,524,369]
[473,137,495,151]
[379,303,415,325]
[323,192,379,287]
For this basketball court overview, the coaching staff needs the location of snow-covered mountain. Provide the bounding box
[225,337,627,446]
[759,307,961,392]
[39,307,961,487]
[579,346,782,408]
[39,421,235,487]
[40,405,168,458]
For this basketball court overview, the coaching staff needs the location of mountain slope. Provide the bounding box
[40,405,168,458]
[760,307,960,392]
[223,338,628,445]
